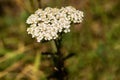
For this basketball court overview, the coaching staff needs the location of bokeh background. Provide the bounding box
[0,0,120,80]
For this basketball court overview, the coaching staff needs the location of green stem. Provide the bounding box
[48,38,68,80]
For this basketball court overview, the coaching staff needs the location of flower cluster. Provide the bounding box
[26,6,84,42]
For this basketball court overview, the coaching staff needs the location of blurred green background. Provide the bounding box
[0,0,120,80]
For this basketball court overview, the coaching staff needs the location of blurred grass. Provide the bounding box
[0,0,120,80]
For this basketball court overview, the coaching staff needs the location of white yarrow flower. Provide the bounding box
[26,6,84,42]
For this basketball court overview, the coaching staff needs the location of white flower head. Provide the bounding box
[26,6,84,42]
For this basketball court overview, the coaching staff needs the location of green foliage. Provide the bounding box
[0,0,120,80]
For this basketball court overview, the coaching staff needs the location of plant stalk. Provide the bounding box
[48,39,68,80]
